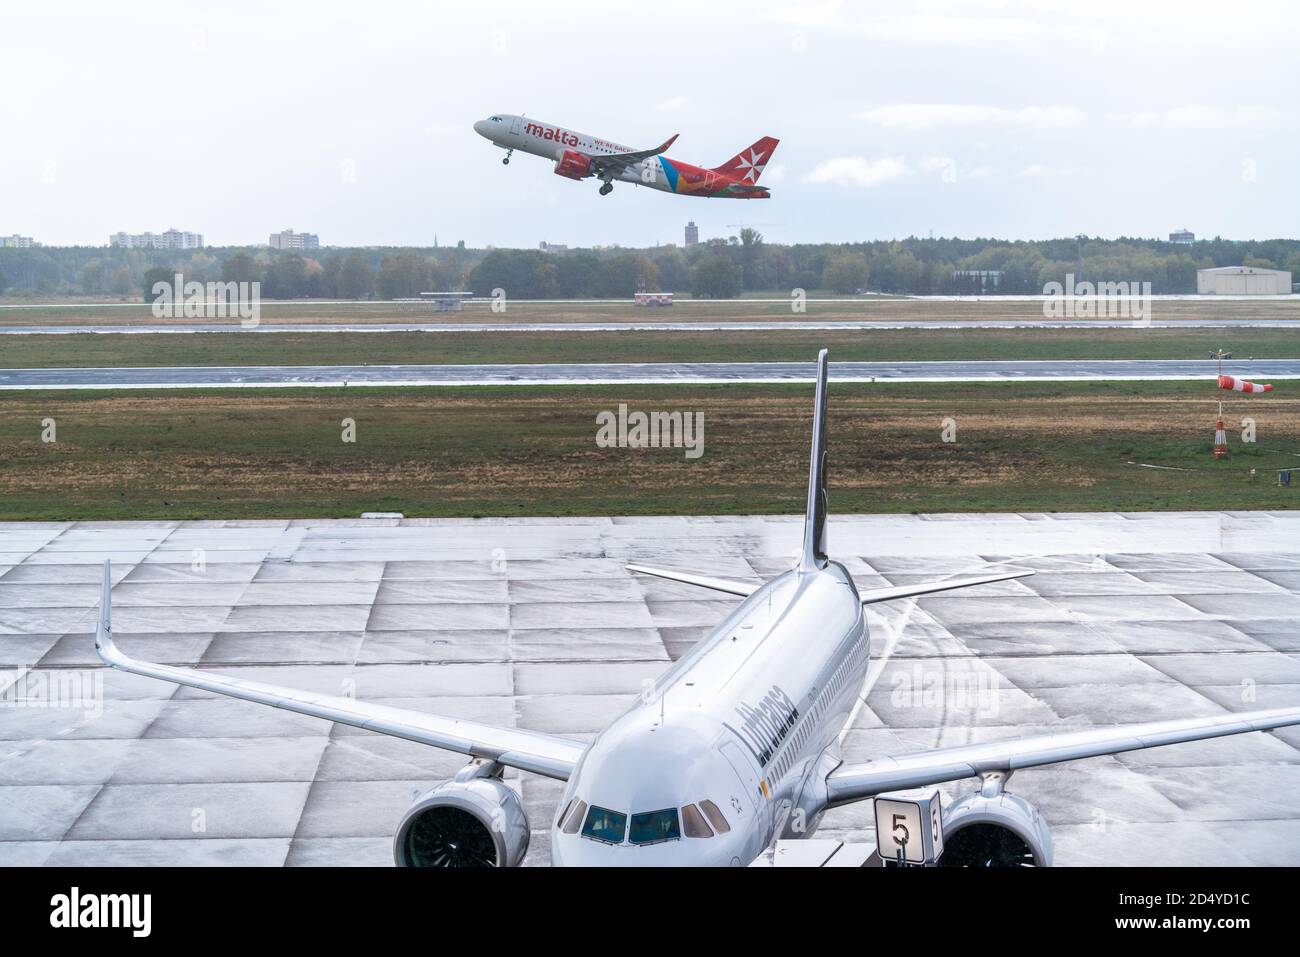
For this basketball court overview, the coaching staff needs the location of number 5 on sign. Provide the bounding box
[874,790,944,864]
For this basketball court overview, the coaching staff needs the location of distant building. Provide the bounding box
[1197,266,1291,295]
[418,291,473,312]
[110,229,203,250]
[0,234,34,248]
[269,228,320,250]
[539,241,568,253]
[684,221,699,247]
[634,292,673,306]
[951,269,1001,293]
[1169,229,1195,244]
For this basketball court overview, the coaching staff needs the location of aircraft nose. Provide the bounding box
[473,119,491,138]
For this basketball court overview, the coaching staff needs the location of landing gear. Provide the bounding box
[599,182,613,196]
[502,149,513,165]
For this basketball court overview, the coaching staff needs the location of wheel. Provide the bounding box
[502,157,510,165]
[599,183,613,196]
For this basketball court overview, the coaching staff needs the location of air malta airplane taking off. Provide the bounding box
[93,352,1300,867]
[473,113,777,198]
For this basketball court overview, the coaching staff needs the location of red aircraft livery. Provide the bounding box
[474,114,778,198]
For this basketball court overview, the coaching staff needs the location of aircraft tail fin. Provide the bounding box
[799,350,829,572]
[95,559,120,666]
[713,136,779,183]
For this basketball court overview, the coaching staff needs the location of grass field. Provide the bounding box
[2,295,1298,326]
[7,327,1300,368]
[3,381,1297,520]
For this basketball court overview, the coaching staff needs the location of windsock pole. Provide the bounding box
[1210,354,1274,459]
[1213,400,1229,460]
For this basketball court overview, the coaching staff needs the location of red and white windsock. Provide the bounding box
[1219,375,1273,393]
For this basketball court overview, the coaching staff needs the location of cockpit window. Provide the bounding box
[556,798,576,828]
[681,803,713,838]
[581,805,627,844]
[562,799,587,834]
[489,115,503,122]
[699,799,731,834]
[629,808,681,845]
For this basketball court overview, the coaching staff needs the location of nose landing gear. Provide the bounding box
[502,149,513,166]
[598,182,613,196]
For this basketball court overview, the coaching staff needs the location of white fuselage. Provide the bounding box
[473,114,674,190]
[550,562,867,865]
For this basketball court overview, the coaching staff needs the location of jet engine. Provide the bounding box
[554,149,593,180]
[393,770,530,867]
[938,786,1052,867]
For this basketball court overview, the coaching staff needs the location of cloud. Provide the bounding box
[1123,105,1285,130]
[761,163,786,184]
[762,0,1300,50]
[804,155,990,187]
[1019,163,1088,180]
[804,155,909,187]
[858,104,1085,130]
[655,96,689,112]
[764,4,1065,47]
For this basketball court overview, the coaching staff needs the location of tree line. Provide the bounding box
[2,234,1298,299]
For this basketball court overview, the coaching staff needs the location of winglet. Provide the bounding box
[799,349,830,572]
[95,559,122,667]
[655,133,679,155]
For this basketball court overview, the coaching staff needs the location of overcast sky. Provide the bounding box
[3,0,1297,248]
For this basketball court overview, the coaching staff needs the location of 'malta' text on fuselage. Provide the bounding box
[524,123,580,146]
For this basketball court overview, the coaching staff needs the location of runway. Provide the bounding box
[4,318,1300,334]
[2,512,1299,866]
[5,358,1300,389]
[1,294,1294,311]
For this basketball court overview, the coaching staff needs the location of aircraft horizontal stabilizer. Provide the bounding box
[625,564,758,598]
[857,569,1033,605]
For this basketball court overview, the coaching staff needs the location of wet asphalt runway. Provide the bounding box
[3,358,1299,389]
[2,318,1298,334]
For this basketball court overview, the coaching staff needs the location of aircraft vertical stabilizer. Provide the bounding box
[799,350,830,572]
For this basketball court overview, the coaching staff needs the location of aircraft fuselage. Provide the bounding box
[550,562,867,865]
[474,114,771,198]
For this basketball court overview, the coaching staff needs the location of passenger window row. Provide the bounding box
[766,630,868,784]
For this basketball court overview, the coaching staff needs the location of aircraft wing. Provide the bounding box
[589,133,679,176]
[824,706,1300,807]
[92,562,586,780]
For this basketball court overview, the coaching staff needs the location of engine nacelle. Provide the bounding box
[554,149,593,180]
[938,789,1052,867]
[393,775,530,867]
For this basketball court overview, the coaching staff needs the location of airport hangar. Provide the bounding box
[1198,266,1293,295]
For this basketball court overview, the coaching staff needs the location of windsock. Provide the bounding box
[1218,375,1272,394]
